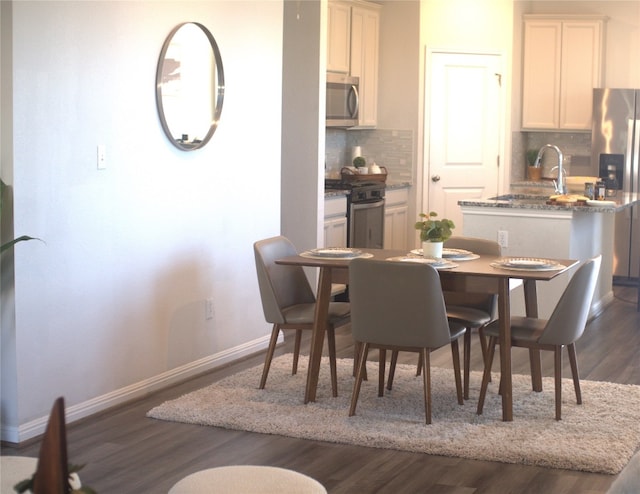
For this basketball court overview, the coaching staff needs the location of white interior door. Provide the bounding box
[423,52,502,233]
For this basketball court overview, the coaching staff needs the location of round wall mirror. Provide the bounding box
[156,22,225,151]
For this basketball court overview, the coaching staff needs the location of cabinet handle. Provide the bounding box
[431,175,441,182]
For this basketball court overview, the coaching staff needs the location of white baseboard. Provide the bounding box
[2,334,276,444]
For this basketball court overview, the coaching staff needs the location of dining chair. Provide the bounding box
[348,258,465,424]
[254,236,350,396]
[389,236,501,399]
[477,255,601,420]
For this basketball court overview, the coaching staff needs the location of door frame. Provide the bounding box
[420,48,510,226]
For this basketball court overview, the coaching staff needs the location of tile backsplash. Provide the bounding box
[326,128,413,184]
[511,131,593,182]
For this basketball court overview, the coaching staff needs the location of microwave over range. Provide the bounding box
[326,73,359,128]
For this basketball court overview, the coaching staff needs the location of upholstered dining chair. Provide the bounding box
[348,258,465,424]
[477,255,602,420]
[390,236,501,399]
[254,236,350,396]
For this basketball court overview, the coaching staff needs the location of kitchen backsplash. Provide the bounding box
[326,128,413,184]
[511,131,592,182]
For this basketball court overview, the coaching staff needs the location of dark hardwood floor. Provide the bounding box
[3,286,639,493]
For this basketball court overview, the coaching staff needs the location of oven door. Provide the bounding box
[349,199,385,249]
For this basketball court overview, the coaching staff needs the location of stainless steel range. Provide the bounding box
[325,179,385,249]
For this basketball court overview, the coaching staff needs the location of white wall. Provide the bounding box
[1,0,283,442]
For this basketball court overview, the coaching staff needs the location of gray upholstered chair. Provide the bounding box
[254,236,350,396]
[477,255,602,420]
[348,258,465,424]
[390,236,501,399]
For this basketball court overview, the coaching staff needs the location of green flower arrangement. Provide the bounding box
[14,464,96,493]
[414,211,455,242]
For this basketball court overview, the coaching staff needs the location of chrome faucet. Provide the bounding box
[534,144,565,194]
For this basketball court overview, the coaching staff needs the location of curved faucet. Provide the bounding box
[534,144,565,194]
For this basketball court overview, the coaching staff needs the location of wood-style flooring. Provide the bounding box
[2,286,639,493]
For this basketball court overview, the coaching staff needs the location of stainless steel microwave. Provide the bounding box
[326,73,359,128]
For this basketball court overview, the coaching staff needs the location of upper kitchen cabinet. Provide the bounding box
[522,15,606,131]
[327,0,380,128]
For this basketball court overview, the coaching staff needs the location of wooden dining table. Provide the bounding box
[275,248,578,421]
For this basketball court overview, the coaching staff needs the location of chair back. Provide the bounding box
[349,258,452,349]
[254,236,315,324]
[539,255,602,346]
[443,236,502,313]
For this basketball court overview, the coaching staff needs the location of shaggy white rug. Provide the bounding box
[148,354,640,475]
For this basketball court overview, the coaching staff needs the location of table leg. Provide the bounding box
[523,280,543,392]
[304,267,332,404]
[498,278,512,421]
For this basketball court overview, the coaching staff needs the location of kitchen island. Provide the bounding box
[458,193,640,318]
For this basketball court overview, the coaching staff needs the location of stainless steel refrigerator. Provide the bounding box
[591,88,640,284]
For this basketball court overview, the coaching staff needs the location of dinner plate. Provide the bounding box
[308,247,362,258]
[586,199,616,207]
[491,257,564,271]
[386,256,458,269]
[409,248,479,261]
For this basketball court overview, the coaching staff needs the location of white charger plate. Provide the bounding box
[387,256,458,269]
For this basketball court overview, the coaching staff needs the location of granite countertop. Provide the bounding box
[458,193,640,213]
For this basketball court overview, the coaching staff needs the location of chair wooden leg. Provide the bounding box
[554,346,563,421]
[378,349,386,397]
[567,343,582,405]
[259,324,281,389]
[353,341,368,381]
[327,328,338,398]
[349,343,369,417]
[463,328,471,400]
[421,349,432,424]
[478,327,491,383]
[292,329,302,375]
[387,350,398,391]
[477,335,497,415]
[451,339,463,405]
[416,354,423,376]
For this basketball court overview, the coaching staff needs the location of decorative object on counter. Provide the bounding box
[368,162,382,174]
[595,180,606,201]
[351,146,362,163]
[526,149,542,181]
[565,176,598,194]
[584,182,595,200]
[353,156,366,168]
[415,211,455,258]
[340,165,387,183]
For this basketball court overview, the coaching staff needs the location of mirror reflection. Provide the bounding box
[156,22,224,151]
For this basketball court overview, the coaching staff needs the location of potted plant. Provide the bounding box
[1,179,39,253]
[414,211,455,258]
[526,149,542,181]
[353,156,367,174]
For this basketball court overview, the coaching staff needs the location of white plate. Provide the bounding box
[386,256,457,269]
[586,199,616,207]
[410,248,478,261]
[308,247,362,258]
[491,258,564,271]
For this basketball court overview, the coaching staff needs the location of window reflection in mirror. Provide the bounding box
[156,22,224,151]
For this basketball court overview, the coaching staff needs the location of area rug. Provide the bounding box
[147,354,640,474]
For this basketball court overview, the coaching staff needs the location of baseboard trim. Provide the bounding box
[2,334,275,444]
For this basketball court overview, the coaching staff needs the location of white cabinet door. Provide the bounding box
[384,188,409,250]
[327,1,351,73]
[324,196,348,247]
[522,16,605,131]
[350,4,379,127]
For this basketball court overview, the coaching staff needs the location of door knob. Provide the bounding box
[431,175,441,182]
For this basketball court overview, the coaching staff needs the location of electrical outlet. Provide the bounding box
[205,298,214,320]
[497,230,508,249]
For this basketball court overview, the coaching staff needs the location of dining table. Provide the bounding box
[275,248,578,421]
